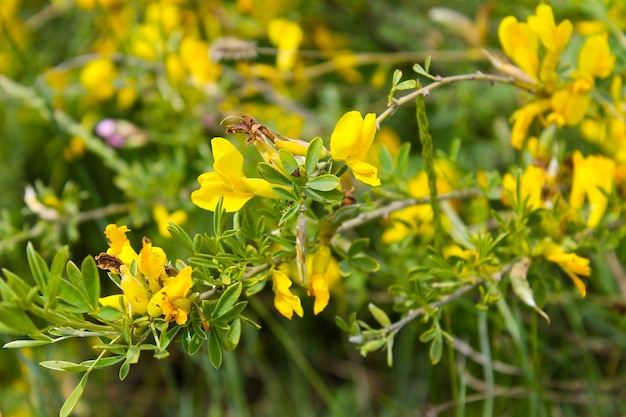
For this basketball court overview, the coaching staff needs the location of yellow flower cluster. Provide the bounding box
[272,245,341,319]
[97,225,193,325]
[382,159,458,243]
[192,111,380,213]
[498,4,616,149]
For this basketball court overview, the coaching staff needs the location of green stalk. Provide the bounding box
[416,93,442,249]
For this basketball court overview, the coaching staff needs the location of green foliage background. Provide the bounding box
[1,0,626,416]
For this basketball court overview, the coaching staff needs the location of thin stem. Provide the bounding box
[299,49,487,80]
[377,72,536,126]
[29,304,118,333]
[385,281,480,337]
[337,188,483,233]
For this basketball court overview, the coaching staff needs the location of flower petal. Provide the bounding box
[272,267,303,319]
[348,161,381,186]
[352,112,377,161]
[330,111,363,161]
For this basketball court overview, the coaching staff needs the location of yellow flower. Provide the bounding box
[307,244,332,315]
[139,238,168,293]
[569,151,616,228]
[153,205,187,238]
[509,99,552,149]
[180,36,222,85]
[191,137,280,212]
[572,33,615,91]
[274,137,329,158]
[147,266,193,324]
[527,5,572,54]
[104,224,138,266]
[120,265,150,315]
[62,136,87,161]
[498,16,539,81]
[272,266,304,319]
[98,294,127,310]
[363,126,402,169]
[332,52,363,84]
[80,57,118,100]
[541,240,591,297]
[268,19,303,72]
[501,165,547,210]
[546,89,589,127]
[498,4,572,89]
[382,160,458,243]
[330,111,380,186]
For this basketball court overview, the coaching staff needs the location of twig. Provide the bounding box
[300,49,487,80]
[450,336,521,375]
[377,71,535,125]
[385,281,481,336]
[337,188,483,232]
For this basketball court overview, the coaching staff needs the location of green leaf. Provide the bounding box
[2,269,32,301]
[216,301,248,323]
[39,360,87,373]
[278,149,300,176]
[339,260,352,276]
[119,359,131,381]
[424,55,432,73]
[413,62,429,76]
[302,187,343,204]
[80,356,125,369]
[347,238,370,258]
[272,186,299,201]
[279,202,300,226]
[386,338,394,367]
[368,303,391,327]
[168,222,195,252]
[257,162,293,187]
[81,256,101,310]
[126,345,140,364]
[395,79,417,90]
[335,316,351,333]
[66,261,82,289]
[182,327,205,355]
[208,329,223,369]
[360,338,386,355]
[224,318,241,351]
[429,333,443,365]
[58,280,91,313]
[4,338,54,348]
[47,246,68,309]
[306,174,340,192]
[213,282,242,319]
[394,143,411,178]
[0,304,38,334]
[305,136,324,176]
[213,198,226,236]
[378,145,394,175]
[26,242,49,293]
[59,373,88,417]
[0,275,18,303]
[419,328,437,342]
[392,69,402,86]
[350,256,380,273]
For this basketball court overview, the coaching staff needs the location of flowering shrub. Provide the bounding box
[1,1,626,416]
